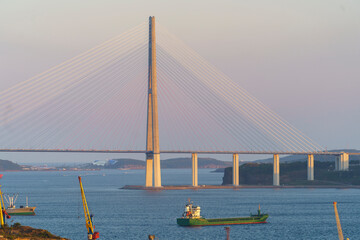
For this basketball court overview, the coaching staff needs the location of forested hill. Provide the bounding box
[99,157,232,169]
[222,161,360,185]
[0,159,23,171]
[160,157,232,169]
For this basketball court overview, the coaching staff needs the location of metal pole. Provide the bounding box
[224,227,230,240]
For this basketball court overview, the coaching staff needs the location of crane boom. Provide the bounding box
[78,176,99,239]
[333,202,344,240]
[0,187,4,228]
[0,189,5,211]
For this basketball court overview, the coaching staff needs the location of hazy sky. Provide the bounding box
[0,0,359,164]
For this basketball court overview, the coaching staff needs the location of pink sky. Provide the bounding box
[0,0,359,163]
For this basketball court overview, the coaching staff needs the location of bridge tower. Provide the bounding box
[146,16,161,187]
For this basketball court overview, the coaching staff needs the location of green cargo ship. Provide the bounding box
[177,201,268,226]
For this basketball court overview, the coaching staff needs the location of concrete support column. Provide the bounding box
[307,154,314,181]
[192,153,198,186]
[145,156,153,187]
[273,154,280,186]
[339,153,349,171]
[153,153,161,187]
[342,153,349,171]
[232,154,239,186]
[335,153,349,171]
[335,155,340,171]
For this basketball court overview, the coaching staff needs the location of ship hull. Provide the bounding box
[177,214,268,226]
[6,207,36,216]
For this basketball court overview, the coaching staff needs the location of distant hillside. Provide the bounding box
[161,157,232,169]
[105,158,145,169]
[84,157,232,169]
[223,161,360,185]
[0,159,23,171]
[251,149,360,163]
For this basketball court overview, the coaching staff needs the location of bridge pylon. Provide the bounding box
[146,16,161,187]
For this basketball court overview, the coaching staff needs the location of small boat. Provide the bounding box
[177,200,268,226]
[5,194,36,216]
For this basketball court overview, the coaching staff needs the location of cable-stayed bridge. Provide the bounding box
[0,17,354,187]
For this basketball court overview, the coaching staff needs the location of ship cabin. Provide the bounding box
[183,203,201,219]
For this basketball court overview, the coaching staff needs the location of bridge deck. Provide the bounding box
[122,185,360,190]
[0,149,358,155]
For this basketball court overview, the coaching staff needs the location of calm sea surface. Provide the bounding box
[1,169,359,240]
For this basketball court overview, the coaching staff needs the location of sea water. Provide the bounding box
[1,169,359,240]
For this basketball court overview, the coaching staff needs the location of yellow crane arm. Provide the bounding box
[78,177,95,235]
[333,202,344,240]
[0,188,5,211]
[0,187,4,227]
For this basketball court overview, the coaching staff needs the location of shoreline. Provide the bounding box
[121,184,360,190]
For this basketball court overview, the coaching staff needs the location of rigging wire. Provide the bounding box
[0,20,323,153]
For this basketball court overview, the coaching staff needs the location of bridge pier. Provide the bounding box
[192,153,198,186]
[335,152,349,171]
[232,154,239,186]
[307,154,314,181]
[154,153,161,187]
[145,156,153,187]
[343,153,349,171]
[335,155,339,171]
[273,154,280,186]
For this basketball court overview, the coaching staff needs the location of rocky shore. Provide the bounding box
[0,224,68,240]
